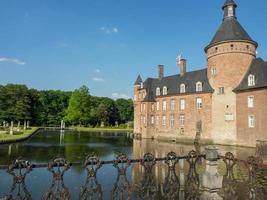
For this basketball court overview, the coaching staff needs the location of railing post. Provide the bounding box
[200,146,223,200]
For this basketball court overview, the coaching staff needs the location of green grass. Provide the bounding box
[0,127,39,142]
[74,127,133,132]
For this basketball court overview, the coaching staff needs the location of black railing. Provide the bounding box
[0,150,266,200]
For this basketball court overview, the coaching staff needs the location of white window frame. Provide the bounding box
[170,114,174,127]
[143,103,146,111]
[219,87,224,94]
[162,100,167,111]
[248,115,255,128]
[151,103,155,111]
[156,87,161,96]
[225,113,234,121]
[248,74,255,86]
[162,115,166,126]
[179,114,185,127]
[211,68,217,76]
[163,86,168,95]
[196,98,202,109]
[180,99,185,110]
[156,101,160,111]
[151,115,154,124]
[180,84,186,93]
[248,96,254,108]
[170,99,175,111]
[140,82,143,89]
[196,82,203,92]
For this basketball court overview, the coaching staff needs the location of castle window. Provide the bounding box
[163,86,168,95]
[180,84,186,93]
[134,95,137,101]
[196,82,203,92]
[170,114,174,127]
[225,113,234,121]
[156,101,160,111]
[196,98,202,109]
[143,103,146,111]
[162,100,167,111]
[219,87,225,94]
[248,115,255,128]
[248,96,254,108]
[180,99,185,110]
[170,99,175,111]
[142,93,145,98]
[211,68,217,76]
[179,114,185,127]
[156,87,161,96]
[151,115,154,124]
[162,115,166,126]
[156,115,159,125]
[140,82,143,89]
[248,74,255,86]
[151,103,155,111]
[143,116,146,124]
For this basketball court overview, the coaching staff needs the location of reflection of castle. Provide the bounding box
[133,0,267,147]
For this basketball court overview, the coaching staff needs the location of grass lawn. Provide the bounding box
[74,127,133,132]
[0,127,39,142]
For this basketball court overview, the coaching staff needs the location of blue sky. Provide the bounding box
[1,0,267,99]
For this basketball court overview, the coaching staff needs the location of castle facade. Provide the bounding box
[133,0,267,147]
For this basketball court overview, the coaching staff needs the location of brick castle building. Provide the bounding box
[133,0,267,147]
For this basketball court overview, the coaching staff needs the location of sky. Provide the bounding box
[1,0,267,99]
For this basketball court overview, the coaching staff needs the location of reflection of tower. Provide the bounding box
[60,130,65,146]
[179,159,185,199]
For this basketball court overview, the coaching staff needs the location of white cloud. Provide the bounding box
[100,27,119,34]
[92,77,105,82]
[112,93,131,99]
[0,57,26,65]
[95,69,101,73]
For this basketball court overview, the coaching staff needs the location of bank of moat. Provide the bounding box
[133,0,267,147]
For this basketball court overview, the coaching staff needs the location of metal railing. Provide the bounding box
[0,149,266,200]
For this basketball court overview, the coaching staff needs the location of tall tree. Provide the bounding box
[64,85,91,125]
[115,98,134,123]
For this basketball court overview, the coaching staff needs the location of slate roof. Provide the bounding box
[134,75,143,85]
[234,58,267,92]
[141,69,214,102]
[223,0,237,8]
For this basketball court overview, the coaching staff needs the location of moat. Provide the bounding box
[0,129,266,199]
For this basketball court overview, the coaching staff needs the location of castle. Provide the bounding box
[133,0,267,147]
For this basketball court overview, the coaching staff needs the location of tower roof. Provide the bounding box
[222,0,237,9]
[205,0,257,52]
[134,74,143,85]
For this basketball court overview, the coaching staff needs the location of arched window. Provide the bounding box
[162,86,168,95]
[196,82,203,92]
[248,74,255,86]
[156,87,160,96]
[180,84,186,93]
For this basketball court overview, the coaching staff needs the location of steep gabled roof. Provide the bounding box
[142,69,214,102]
[234,58,267,92]
[134,75,143,85]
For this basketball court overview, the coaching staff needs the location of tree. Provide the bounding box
[64,85,91,125]
[115,98,134,123]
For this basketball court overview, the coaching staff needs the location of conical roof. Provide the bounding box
[205,0,257,52]
[134,74,142,85]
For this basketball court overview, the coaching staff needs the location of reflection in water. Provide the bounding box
[0,130,267,199]
[43,158,71,200]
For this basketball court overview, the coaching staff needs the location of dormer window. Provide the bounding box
[248,74,255,86]
[196,82,203,92]
[163,86,168,95]
[180,84,186,93]
[156,87,160,96]
[140,82,143,89]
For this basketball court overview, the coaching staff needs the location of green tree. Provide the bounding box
[64,85,91,125]
[115,98,134,123]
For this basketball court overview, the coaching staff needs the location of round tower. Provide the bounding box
[205,0,258,144]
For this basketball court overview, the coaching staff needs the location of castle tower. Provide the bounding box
[205,0,258,144]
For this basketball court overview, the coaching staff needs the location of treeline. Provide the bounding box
[0,84,133,127]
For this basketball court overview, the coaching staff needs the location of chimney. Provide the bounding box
[158,65,164,79]
[179,59,187,76]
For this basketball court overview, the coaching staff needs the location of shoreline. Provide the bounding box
[0,127,40,144]
[74,127,133,133]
